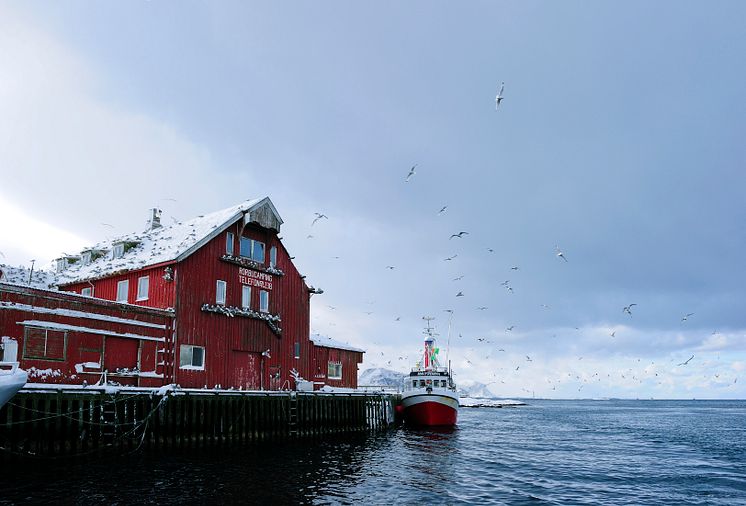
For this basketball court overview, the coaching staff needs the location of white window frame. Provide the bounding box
[179,344,205,370]
[113,243,125,259]
[259,290,269,313]
[269,246,277,268]
[328,362,342,380]
[136,275,149,301]
[241,285,251,309]
[226,232,234,255]
[239,237,265,264]
[81,251,92,266]
[216,280,227,305]
[116,280,129,303]
[81,287,92,297]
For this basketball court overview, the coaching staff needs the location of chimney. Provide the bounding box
[148,208,163,230]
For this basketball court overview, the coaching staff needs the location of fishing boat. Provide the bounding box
[400,317,458,427]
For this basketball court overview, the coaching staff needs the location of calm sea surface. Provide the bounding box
[2,400,745,505]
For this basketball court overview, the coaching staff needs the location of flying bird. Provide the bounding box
[385,266,395,270]
[681,313,694,323]
[450,231,469,239]
[437,206,448,215]
[444,254,458,261]
[100,223,114,228]
[453,275,464,281]
[394,316,401,321]
[311,213,328,226]
[677,355,695,366]
[526,355,532,362]
[306,234,314,239]
[495,82,505,109]
[506,325,514,332]
[476,306,488,311]
[623,304,637,316]
[610,331,616,338]
[486,248,495,253]
[555,245,568,262]
[510,266,519,271]
[456,292,464,297]
[405,164,417,182]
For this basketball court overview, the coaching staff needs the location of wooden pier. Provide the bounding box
[0,387,396,459]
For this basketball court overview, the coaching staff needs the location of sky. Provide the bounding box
[1,1,745,399]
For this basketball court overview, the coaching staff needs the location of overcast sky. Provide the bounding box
[1,1,745,399]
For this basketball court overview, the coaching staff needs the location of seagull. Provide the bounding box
[500,280,510,286]
[405,164,417,182]
[456,292,464,297]
[555,245,568,262]
[476,306,488,311]
[306,234,314,239]
[327,305,336,310]
[610,331,616,338]
[444,254,458,261]
[541,304,550,310]
[526,355,532,362]
[364,311,374,316]
[623,304,637,316]
[450,231,469,239]
[677,355,695,366]
[510,266,519,271]
[437,206,448,215]
[311,213,328,226]
[681,313,694,323]
[394,317,401,321]
[100,223,114,228]
[487,248,494,253]
[453,275,464,281]
[495,82,505,109]
[506,325,514,332]
[443,309,454,314]
[385,266,395,270]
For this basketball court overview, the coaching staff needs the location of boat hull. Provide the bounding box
[0,368,27,409]
[401,392,458,427]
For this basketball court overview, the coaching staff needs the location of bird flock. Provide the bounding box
[302,82,738,397]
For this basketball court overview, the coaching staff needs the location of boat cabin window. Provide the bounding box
[412,380,417,388]
[419,380,425,387]
[441,380,447,387]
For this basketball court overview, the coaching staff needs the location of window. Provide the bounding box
[294,342,300,359]
[259,290,269,313]
[179,345,205,369]
[412,380,417,388]
[116,280,129,302]
[269,246,277,268]
[216,280,227,305]
[81,251,92,266]
[441,380,447,387]
[136,276,149,301]
[81,287,92,297]
[23,327,66,361]
[239,237,265,263]
[113,243,125,259]
[226,232,234,255]
[327,362,342,379]
[55,258,67,273]
[419,380,425,387]
[241,285,251,309]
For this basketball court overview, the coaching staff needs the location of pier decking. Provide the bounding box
[0,386,396,459]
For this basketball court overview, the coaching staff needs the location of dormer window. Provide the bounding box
[81,251,92,266]
[226,232,234,255]
[113,243,125,259]
[55,258,67,273]
[239,237,265,263]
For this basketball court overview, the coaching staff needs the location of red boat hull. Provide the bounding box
[402,398,458,427]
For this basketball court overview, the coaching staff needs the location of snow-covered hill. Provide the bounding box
[358,367,405,387]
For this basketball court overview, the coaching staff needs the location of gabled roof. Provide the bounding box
[55,197,280,286]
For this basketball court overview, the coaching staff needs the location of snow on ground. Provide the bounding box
[460,397,527,408]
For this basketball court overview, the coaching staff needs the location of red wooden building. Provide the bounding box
[0,197,364,390]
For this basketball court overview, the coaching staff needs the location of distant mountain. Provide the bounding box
[359,368,405,387]
[359,368,498,398]
[457,379,498,399]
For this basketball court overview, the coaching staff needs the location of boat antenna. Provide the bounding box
[445,310,453,366]
[422,316,435,336]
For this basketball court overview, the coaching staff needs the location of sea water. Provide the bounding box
[1,400,744,505]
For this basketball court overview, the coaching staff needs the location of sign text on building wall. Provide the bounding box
[238,267,273,290]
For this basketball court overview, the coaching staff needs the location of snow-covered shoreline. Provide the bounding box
[459,397,527,408]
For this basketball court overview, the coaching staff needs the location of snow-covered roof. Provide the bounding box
[311,334,365,353]
[53,197,276,285]
[0,264,57,290]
